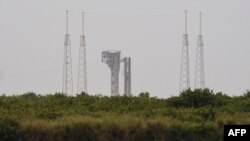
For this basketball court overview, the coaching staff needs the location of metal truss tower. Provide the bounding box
[195,12,205,89]
[77,12,88,93]
[121,57,131,96]
[102,51,121,96]
[180,10,190,91]
[62,10,73,95]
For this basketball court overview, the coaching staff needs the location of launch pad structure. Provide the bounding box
[102,51,131,96]
[121,57,131,96]
[60,10,206,96]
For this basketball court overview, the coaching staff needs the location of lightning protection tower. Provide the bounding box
[180,10,190,91]
[195,12,205,89]
[102,51,121,96]
[62,10,73,95]
[121,57,131,96]
[77,12,88,93]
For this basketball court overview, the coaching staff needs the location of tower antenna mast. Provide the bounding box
[195,12,205,89]
[180,10,190,92]
[77,12,88,93]
[63,10,73,95]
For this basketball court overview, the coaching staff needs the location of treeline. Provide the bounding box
[0,89,249,141]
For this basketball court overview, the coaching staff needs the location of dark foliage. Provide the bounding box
[0,89,249,141]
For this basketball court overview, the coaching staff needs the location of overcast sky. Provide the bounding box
[0,0,250,97]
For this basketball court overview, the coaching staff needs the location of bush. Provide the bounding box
[168,89,219,108]
[0,118,22,141]
[0,91,249,140]
[65,123,99,141]
[36,109,62,120]
[196,107,216,121]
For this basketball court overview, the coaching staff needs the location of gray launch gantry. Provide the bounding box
[121,57,131,96]
[102,51,131,96]
[102,51,121,96]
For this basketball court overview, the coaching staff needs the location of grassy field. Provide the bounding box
[0,89,249,141]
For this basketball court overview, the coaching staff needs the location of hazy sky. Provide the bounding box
[0,0,250,97]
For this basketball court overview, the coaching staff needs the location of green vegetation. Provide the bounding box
[0,89,250,141]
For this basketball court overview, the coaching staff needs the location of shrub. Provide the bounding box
[0,118,22,141]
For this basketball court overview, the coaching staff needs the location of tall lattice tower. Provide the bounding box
[62,10,73,95]
[195,12,205,89]
[77,12,88,93]
[180,10,190,91]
